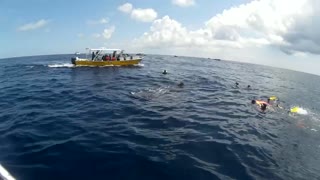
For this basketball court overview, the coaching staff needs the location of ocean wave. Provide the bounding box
[1,54,320,180]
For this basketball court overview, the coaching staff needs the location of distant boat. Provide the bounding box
[174,55,178,57]
[75,52,81,55]
[136,53,145,56]
[213,58,221,61]
[71,48,142,66]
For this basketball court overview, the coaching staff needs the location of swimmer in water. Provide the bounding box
[289,106,308,115]
[252,100,270,111]
[267,96,278,103]
[267,96,285,110]
[162,70,167,74]
[177,82,184,88]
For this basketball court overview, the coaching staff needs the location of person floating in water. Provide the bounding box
[235,82,239,87]
[252,100,270,111]
[267,96,278,103]
[267,96,285,109]
[289,106,308,115]
[162,70,167,74]
[177,82,184,88]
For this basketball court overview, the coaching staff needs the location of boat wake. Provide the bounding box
[134,63,145,67]
[48,63,74,68]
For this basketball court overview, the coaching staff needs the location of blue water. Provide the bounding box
[0,54,320,180]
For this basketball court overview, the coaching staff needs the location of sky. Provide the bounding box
[0,0,320,75]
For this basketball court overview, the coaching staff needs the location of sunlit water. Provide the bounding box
[0,54,320,180]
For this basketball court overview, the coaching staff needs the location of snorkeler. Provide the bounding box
[252,100,270,111]
[267,96,278,103]
[289,106,308,115]
[162,70,167,75]
[177,82,184,88]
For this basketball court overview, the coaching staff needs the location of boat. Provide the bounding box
[71,48,143,66]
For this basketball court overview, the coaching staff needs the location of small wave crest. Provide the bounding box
[130,86,170,100]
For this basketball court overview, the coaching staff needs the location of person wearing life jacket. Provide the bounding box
[267,96,278,103]
[289,106,307,114]
[252,100,270,111]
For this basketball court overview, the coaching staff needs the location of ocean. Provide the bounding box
[0,54,319,180]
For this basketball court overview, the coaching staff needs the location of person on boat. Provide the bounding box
[106,54,111,61]
[163,70,167,75]
[252,100,270,111]
[92,52,95,60]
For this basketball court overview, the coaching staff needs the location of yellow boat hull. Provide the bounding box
[72,59,142,66]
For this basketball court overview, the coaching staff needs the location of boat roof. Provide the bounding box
[87,48,122,51]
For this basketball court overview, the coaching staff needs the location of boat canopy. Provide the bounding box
[83,48,126,61]
[86,48,122,52]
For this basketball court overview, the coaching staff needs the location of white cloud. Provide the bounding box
[136,0,320,55]
[172,0,195,7]
[87,18,109,25]
[90,26,115,40]
[102,26,115,40]
[134,15,242,50]
[131,8,158,22]
[118,3,133,14]
[17,19,49,31]
[118,3,157,23]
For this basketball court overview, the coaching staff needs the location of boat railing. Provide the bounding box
[87,54,142,61]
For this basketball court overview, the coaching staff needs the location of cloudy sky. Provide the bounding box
[0,0,319,75]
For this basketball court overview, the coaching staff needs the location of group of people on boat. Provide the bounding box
[91,51,133,61]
